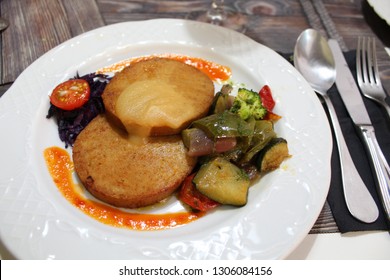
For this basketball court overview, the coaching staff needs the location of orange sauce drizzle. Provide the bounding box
[43,146,204,231]
[96,54,232,82]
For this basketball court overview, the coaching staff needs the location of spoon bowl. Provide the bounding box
[293,28,379,223]
[294,29,336,93]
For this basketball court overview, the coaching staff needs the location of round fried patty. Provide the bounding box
[72,115,197,208]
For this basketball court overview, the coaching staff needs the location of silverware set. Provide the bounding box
[329,36,390,224]
[294,29,379,224]
[295,29,390,224]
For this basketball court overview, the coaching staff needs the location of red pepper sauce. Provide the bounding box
[96,54,232,82]
[43,146,204,231]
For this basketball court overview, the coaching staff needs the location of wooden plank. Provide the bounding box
[61,0,105,35]
[1,0,70,83]
[0,0,104,84]
[97,0,308,53]
[245,16,309,52]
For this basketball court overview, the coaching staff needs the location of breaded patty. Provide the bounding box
[72,115,197,208]
[102,58,215,136]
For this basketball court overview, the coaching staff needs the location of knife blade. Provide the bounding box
[328,41,371,125]
[329,39,390,222]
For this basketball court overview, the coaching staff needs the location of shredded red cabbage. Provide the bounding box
[46,73,111,148]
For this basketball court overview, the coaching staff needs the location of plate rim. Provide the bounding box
[367,0,390,25]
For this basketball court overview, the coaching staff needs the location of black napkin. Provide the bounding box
[281,51,390,233]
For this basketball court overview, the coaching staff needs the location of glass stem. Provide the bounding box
[207,0,226,24]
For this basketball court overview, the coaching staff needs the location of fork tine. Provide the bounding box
[361,37,370,85]
[356,36,390,115]
[357,37,383,89]
[356,37,363,85]
[366,37,374,84]
[370,38,383,88]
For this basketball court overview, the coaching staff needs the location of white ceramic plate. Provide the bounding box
[368,0,390,25]
[0,19,332,260]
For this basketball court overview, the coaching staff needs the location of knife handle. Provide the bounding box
[322,94,379,223]
[358,125,390,222]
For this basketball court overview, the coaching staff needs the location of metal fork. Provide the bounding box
[357,37,390,224]
[356,37,390,118]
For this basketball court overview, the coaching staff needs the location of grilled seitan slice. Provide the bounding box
[102,57,215,136]
[72,115,197,208]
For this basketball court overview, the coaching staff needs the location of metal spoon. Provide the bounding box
[294,28,379,223]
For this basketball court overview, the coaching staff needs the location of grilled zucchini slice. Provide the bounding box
[256,137,289,173]
[193,157,250,206]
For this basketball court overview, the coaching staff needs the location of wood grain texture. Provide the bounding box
[0,0,103,83]
[2,0,388,84]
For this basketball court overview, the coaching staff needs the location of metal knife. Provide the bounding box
[329,39,390,223]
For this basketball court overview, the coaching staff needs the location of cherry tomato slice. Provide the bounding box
[50,79,90,111]
[259,85,275,112]
[179,173,220,212]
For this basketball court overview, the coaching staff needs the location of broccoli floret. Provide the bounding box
[230,88,267,120]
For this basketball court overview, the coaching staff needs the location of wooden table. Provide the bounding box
[1,0,389,235]
[1,0,389,87]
